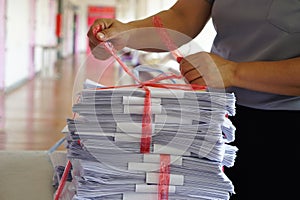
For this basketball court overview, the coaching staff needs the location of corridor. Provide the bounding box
[0,53,118,151]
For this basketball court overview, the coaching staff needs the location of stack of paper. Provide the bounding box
[62,81,237,200]
[68,153,234,200]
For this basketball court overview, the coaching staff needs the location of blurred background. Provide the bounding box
[0,0,216,151]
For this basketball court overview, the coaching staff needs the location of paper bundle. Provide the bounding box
[61,80,237,200]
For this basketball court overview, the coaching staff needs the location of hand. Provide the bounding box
[179,52,237,89]
[87,18,133,60]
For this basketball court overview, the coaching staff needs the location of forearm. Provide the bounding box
[127,0,211,37]
[126,0,212,51]
[233,57,300,96]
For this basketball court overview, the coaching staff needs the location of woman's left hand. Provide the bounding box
[179,52,237,89]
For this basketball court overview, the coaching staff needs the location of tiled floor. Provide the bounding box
[0,53,119,151]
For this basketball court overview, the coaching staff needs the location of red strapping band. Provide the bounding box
[102,42,154,153]
[152,15,183,63]
[140,87,152,153]
[54,160,72,200]
[158,154,171,200]
[54,95,81,200]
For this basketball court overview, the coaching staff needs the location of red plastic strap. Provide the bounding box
[54,95,81,200]
[158,154,171,200]
[101,41,153,153]
[140,87,152,153]
[144,83,207,91]
[102,42,141,84]
[152,15,183,62]
[95,83,207,92]
[54,160,72,200]
[142,73,183,84]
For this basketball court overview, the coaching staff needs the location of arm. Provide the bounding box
[180,52,300,96]
[88,0,212,54]
[125,0,213,51]
[126,0,212,39]
[233,56,300,96]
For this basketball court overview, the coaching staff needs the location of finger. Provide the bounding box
[91,18,119,41]
[89,40,96,51]
[190,76,206,85]
[182,68,197,76]
[97,26,120,41]
[184,68,203,83]
[87,19,109,43]
[180,59,196,75]
[87,27,102,47]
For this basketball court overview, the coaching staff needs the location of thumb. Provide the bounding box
[90,18,114,41]
[96,31,106,41]
[96,28,117,41]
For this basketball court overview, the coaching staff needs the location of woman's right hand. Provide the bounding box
[87,18,133,60]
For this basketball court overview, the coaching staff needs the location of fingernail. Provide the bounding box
[97,32,105,40]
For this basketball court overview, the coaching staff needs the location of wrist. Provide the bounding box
[228,61,240,88]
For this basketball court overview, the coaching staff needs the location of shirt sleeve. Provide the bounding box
[205,0,215,4]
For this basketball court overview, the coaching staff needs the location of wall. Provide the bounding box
[35,0,57,71]
[1,0,119,91]
[194,18,216,52]
[3,0,57,91]
[0,0,6,90]
[5,0,31,89]
[146,0,176,17]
